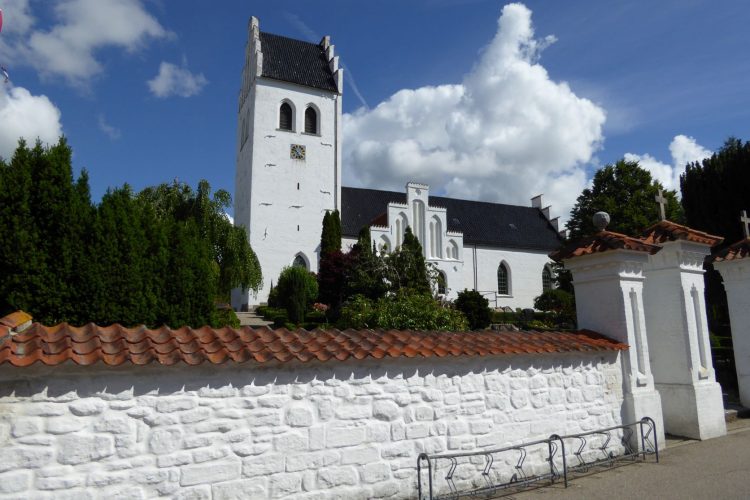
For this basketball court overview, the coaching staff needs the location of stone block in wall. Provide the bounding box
[57,434,114,465]
[179,460,241,486]
[0,469,32,494]
[269,472,303,498]
[212,478,267,499]
[317,466,358,488]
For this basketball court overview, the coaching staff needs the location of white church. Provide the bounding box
[232,18,562,310]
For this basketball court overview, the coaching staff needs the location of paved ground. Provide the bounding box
[511,419,750,500]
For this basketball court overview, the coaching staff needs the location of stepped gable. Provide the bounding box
[710,237,750,262]
[259,32,337,92]
[0,318,627,367]
[341,187,562,251]
[551,230,662,261]
[640,220,723,246]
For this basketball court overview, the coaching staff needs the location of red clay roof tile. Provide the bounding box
[640,220,723,246]
[0,322,627,367]
[711,237,750,263]
[550,230,661,261]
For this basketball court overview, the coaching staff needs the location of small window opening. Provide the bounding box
[305,107,318,134]
[279,102,293,131]
[497,263,509,295]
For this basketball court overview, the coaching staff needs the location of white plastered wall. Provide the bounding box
[0,353,623,499]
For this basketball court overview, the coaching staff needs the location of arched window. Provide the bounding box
[429,215,442,258]
[497,262,509,295]
[395,212,407,248]
[293,254,307,270]
[279,102,293,131]
[413,200,425,250]
[437,271,447,296]
[447,240,459,260]
[542,266,553,292]
[304,107,318,134]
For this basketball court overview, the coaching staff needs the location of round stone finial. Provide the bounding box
[593,211,610,231]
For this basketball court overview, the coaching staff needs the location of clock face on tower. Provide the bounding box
[290,144,306,160]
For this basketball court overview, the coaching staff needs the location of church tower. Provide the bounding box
[233,17,343,309]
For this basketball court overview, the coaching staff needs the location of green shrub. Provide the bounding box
[274,266,318,325]
[214,308,240,328]
[272,313,289,329]
[454,290,492,330]
[338,295,378,329]
[533,289,576,326]
[338,292,468,331]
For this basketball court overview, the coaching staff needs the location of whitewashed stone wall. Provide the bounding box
[0,353,623,499]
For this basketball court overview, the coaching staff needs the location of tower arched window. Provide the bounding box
[542,266,553,292]
[304,107,318,134]
[279,102,293,131]
[497,262,510,295]
[293,254,307,270]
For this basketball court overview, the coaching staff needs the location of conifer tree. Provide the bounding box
[385,227,431,294]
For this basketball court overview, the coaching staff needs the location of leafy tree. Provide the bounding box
[567,159,682,240]
[454,290,492,330]
[138,179,262,298]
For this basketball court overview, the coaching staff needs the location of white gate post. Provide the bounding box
[641,221,726,439]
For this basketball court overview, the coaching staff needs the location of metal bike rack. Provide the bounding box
[416,417,658,499]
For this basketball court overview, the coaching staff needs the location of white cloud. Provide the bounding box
[97,114,121,140]
[3,0,169,86]
[0,85,63,160]
[343,3,605,221]
[147,62,207,98]
[624,135,711,193]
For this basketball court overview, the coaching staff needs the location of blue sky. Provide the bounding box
[1,0,749,221]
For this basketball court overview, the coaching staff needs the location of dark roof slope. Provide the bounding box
[259,32,337,92]
[341,187,563,251]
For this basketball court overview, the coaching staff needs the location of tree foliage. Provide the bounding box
[681,137,750,243]
[275,266,318,324]
[680,137,750,340]
[0,139,260,328]
[566,159,682,240]
[454,290,492,330]
[384,227,431,294]
[338,291,468,331]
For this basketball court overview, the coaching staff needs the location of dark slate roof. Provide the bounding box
[259,32,338,92]
[341,187,563,251]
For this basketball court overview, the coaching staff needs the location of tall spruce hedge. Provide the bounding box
[0,139,262,327]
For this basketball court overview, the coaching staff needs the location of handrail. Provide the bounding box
[416,417,658,499]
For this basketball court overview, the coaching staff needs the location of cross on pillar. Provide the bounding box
[741,210,750,238]
[655,190,667,221]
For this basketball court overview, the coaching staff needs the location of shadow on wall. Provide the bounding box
[0,353,620,400]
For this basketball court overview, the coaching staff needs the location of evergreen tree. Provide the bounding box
[344,226,388,301]
[567,159,682,240]
[681,138,750,243]
[320,210,342,256]
[385,227,431,294]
